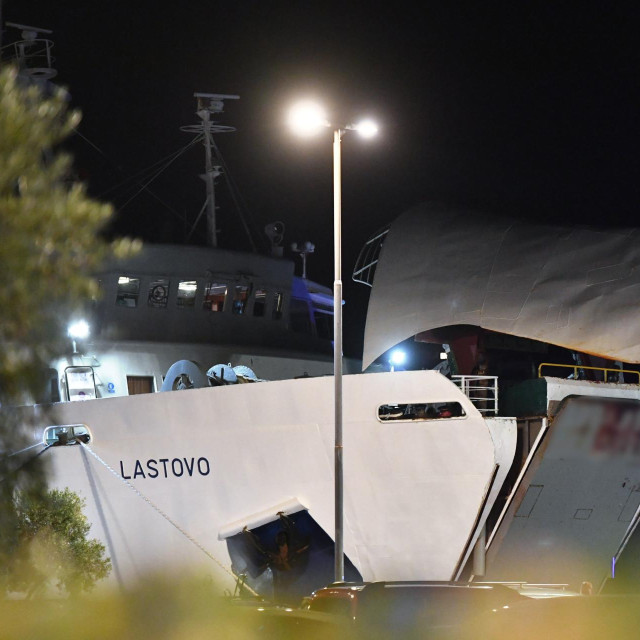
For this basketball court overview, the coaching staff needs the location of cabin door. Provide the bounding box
[127,375,155,395]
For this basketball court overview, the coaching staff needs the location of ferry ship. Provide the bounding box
[24,205,640,601]
[7,24,640,601]
[4,27,513,600]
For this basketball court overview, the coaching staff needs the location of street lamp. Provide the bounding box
[288,100,378,582]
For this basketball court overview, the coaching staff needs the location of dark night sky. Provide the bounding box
[6,1,639,357]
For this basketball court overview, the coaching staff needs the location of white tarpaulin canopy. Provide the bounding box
[362,204,640,369]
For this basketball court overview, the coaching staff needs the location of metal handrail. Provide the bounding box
[452,375,498,415]
[352,225,389,287]
[1,39,55,74]
[537,362,640,384]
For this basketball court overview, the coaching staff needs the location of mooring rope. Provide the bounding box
[79,441,259,597]
[1,443,53,483]
[8,442,47,457]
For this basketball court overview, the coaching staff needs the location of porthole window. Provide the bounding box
[116,276,140,307]
[177,280,197,308]
[148,279,169,308]
[378,402,466,422]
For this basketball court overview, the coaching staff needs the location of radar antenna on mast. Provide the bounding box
[3,22,57,81]
[180,93,239,247]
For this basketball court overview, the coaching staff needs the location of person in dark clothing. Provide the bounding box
[271,514,310,571]
[241,513,310,601]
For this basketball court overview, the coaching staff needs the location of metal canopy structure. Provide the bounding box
[362,204,640,369]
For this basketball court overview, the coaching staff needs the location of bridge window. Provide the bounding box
[232,284,252,315]
[148,279,169,308]
[253,289,267,317]
[291,298,312,334]
[272,292,283,320]
[378,402,466,422]
[177,280,197,308]
[116,276,140,307]
[314,311,333,340]
[203,283,227,311]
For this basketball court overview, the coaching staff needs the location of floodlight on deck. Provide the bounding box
[68,320,90,340]
[389,349,407,367]
[288,101,328,136]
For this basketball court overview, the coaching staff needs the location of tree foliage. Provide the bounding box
[9,488,111,597]
[0,66,138,403]
[0,66,136,594]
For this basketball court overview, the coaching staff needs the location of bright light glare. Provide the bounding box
[440,352,448,360]
[354,119,378,138]
[389,349,406,366]
[288,101,327,136]
[68,320,90,340]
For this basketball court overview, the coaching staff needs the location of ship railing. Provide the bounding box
[452,375,498,416]
[1,39,56,79]
[352,225,389,287]
[537,362,640,384]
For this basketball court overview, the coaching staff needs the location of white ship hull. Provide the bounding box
[21,371,516,594]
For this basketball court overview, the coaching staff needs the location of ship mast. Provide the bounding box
[181,93,239,247]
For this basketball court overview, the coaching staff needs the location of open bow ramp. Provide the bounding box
[363,205,640,368]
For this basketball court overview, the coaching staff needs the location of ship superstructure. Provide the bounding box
[355,203,640,592]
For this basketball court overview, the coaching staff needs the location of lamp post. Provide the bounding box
[289,101,378,581]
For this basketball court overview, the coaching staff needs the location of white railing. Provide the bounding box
[352,226,389,287]
[452,375,498,415]
[1,39,56,79]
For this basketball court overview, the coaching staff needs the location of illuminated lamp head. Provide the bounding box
[67,320,90,340]
[389,349,407,367]
[288,100,328,137]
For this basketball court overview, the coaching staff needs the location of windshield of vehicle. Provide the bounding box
[308,595,354,617]
[356,584,525,634]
